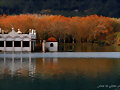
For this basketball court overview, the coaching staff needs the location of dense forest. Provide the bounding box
[0,14,120,45]
[0,0,120,17]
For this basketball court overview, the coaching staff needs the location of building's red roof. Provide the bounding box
[47,36,57,42]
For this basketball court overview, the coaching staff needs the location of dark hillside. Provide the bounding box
[0,0,120,17]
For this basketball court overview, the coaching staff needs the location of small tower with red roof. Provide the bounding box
[44,36,58,52]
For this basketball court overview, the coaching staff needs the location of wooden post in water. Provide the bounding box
[42,40,46,52]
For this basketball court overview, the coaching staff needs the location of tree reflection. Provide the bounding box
[0,52,118,78]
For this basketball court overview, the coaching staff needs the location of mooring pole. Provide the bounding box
[42,40,46,52]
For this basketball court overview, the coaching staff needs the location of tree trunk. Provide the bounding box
[59,38,60,43]
[40,39,42,45]
[72,44,75,50]
[64,38,66,43]
[64,43,66,51]
[72,38,75,44]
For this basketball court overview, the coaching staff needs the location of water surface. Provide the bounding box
[0,54,120,90]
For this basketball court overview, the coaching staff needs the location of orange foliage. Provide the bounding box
[0,14,114,43]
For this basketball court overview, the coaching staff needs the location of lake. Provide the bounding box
[59,43,120,52]
[0,52,120,90]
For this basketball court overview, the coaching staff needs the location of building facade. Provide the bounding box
[0,28,36,51]
[43,36,58,52]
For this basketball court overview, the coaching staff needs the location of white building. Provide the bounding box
[0,28,36,52]
[43,36,58,52]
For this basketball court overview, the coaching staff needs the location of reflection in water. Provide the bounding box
[36,58,116,78]
[0,52,36,77]
[59,43,120,52]
[1,53,120,90]
[0,53,58,78]
[0,52,119,79]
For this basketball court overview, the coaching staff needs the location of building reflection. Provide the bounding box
[42,58,58,64]
[0,52,119,78]
[0,52,58,77]
[0,52,36,77]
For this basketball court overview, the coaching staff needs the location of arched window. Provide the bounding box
[50,43,54,47]
[14,36,21,47]
[23,36,30,47]
[6,36,13,47]
[0,41,4,47]
[0,36,4,47]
